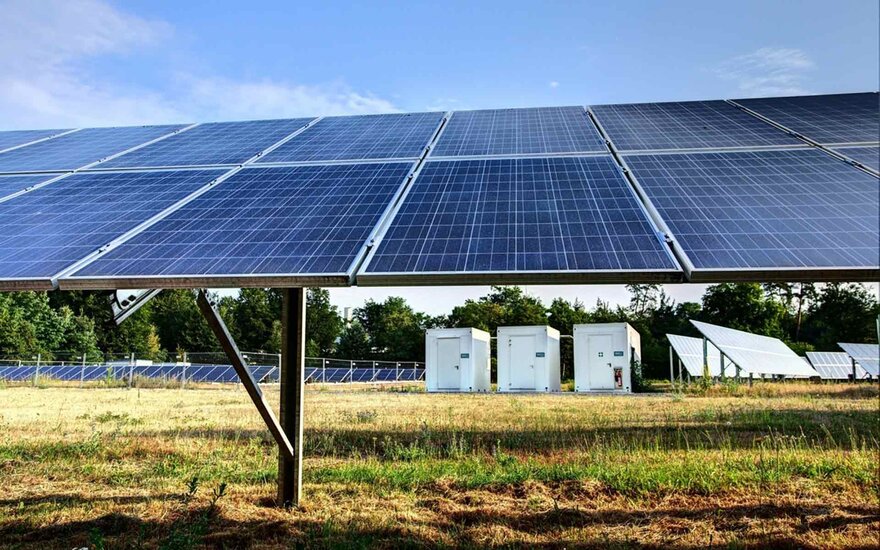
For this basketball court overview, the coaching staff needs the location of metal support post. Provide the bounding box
[702,337,709,379]
[851,357,857,384]
[749,372,753,387]
[128,352,135,388]
[34,353,41,387]
[278,288,306,508]
[349,360,354,384]
[80,354,86,388]
[719,351,726,381]
[196,290,299,507]
[669,346,674,386]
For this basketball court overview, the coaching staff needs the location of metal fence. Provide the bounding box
[0,354,425,387]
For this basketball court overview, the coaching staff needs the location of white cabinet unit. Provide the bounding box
[425,328,491,392]
[573,323,641,393]
[497,326,561,392]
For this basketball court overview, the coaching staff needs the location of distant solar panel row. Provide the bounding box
[0,125,186,173]
[431,106,606,157]
[0,128,70,152]
[99,118,315,169]
[734,92,879,145]
[591,100,802,151]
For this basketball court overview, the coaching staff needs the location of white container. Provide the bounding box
[425,328,491,392]
[497,326,561,392]
[573,323,641,393]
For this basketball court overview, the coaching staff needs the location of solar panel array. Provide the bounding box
[734,93,880,145]
[591,100,803,151]
[805,351,866,380]
[257,112,443,163]
[624,148,879,278]
[69,163,413,287]
[667,333,739,377]
[99,118,315,169]
[0,125,186,173]
[0,128,70,152]
[837,342,879,377]
[0,92,875,291]
[361,156,678,282]
[430,106,606,157]
[691,320,819,378]
[0,170,223,286]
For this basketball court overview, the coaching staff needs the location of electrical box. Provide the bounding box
[573,323,641,393]
[497,326,561,392]
[425,328,491,392]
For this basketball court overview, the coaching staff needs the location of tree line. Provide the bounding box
[0,283,876,378]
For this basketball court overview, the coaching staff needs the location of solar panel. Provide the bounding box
[0,125,186,173]
[690,320,819,378]
[0,128,70,152]
[805,351,866,380]
[0,174,56,199]
[837,342,879,377]
[99,118,314,169]
[360,156,680,283]
[430,106,606,157]
[63,163,414,288]
[590,100,802,151]
[0,169,224,289]
[667,333,740,377]
[734,93,880,145]
[256,112,442,163]
[624,148,880,278]
[834,146,879,172]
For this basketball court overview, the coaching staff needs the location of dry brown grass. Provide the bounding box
[0,382,877,548]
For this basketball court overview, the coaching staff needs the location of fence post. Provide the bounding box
[128,352,135,388]
[748,372,753,387]
[396,362,400,381]
[33,353,41,387]
[80,354,86,388]
[349,360,354,385]
[322,359,326,383]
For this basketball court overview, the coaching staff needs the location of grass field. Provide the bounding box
[0,382,877,548]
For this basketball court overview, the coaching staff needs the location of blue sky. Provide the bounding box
[1,0,878,313]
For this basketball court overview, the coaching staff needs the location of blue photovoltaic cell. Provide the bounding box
[625,149,880,271]
[834,146,879,172]
[100,118,314,169]
[365,156,677,274]
[0,169,223,280]
[430,106,606,157]
[0,174,55,199]
[0,129,69,151]
[735,93,880,145]
[591,100,802,151]
[71,163,413,279]
[0,125,185,173]
[257,112,442,163]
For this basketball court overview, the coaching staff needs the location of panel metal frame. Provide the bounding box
[426,106,610,160]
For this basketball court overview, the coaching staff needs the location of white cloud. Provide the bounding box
[713,47,815,97]
[549,81,559,89]
[0,0,399,129]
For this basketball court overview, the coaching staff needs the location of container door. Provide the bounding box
[588,334,615,390]
[508,335,536,389]
[437,338,461,390]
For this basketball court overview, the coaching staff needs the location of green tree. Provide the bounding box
[227,289,282,352]
[336,320,371,359]
[802,283,879,349]
[306,288,343,357]
[700,283,785,337]
[449,286,547,334]
[150,290,219,354]
[355,297,428,360]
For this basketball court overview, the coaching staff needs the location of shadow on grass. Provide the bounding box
[0,489,877,549]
